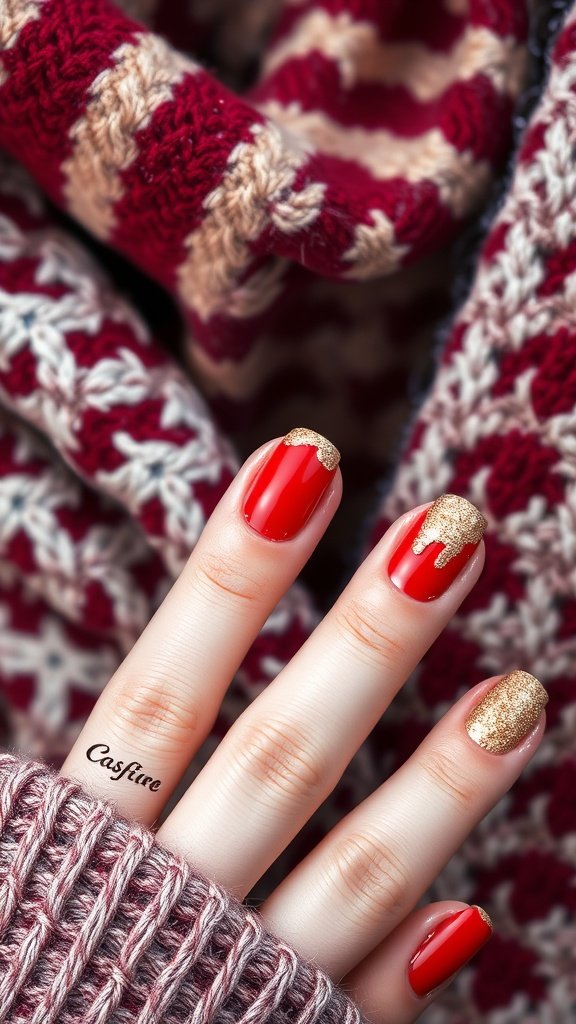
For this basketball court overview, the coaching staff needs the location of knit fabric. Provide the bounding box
[0,0,575,1021]
[0,0,527,355]
[0,750,370,1024]
[0,0,527,778]
[0,0,528,741]
[0,0,527,511]
[367,8,576,1019]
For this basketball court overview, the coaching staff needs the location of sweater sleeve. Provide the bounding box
[0,0,527,357]
[0,751,370,1024]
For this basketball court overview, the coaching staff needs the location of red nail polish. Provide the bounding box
[243,428,340,541]
[408,906,492,998]
[388,494,486,601]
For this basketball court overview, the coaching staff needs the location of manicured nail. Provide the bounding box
[243,428,340,541]
[388,494,487,601]
[408,906,492,998]
[465,670,548,754]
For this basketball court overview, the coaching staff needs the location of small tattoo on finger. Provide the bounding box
[86,743,162,792]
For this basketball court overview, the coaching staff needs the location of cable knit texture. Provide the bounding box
[0,751,369,1024]
[0,0,527,356]
[0,0,575,1021]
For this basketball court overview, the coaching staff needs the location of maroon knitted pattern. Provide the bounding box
[0,1,575,1021]
[368,9,576,1020]
[0,1,526,777]
[0,0,526,358]
[0,750,369,1024]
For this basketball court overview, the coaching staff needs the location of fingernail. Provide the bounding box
[408,906,492,998]
[465,670,548,754]
[388,494,487,601]
[243,428,340,541]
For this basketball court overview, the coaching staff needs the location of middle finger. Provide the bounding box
[157,494,487,894]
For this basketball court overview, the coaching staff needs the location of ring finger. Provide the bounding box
[259,670,547,979]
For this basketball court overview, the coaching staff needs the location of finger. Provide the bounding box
[258,671,547,978]
[156,494,487,893]
[59,428,342,824]
[342,902,492,1024]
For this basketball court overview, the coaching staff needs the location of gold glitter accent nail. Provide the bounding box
[283,427,340,471]
[473,906,493,930]
[412,493,487,569]
[465,670,548,755]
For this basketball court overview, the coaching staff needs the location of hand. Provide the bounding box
[59,428,547,1023]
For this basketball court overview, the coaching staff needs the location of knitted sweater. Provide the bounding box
[0,750,375,1024]
[0,0,575,1020]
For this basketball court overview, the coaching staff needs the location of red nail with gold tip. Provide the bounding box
[243,428,340,541]
[388,494,487,601]
[408,906,493,998]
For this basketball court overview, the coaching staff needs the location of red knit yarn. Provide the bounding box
[0,1,574,1021]
[369,11,576,1018]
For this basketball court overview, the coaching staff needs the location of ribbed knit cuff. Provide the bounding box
[0,751,370,1024]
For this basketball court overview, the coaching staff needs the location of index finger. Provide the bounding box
[59,428,342,824]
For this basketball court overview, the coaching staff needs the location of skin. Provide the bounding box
[60,437,546,1023]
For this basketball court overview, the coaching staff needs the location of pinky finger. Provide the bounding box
[341,901,492,1024]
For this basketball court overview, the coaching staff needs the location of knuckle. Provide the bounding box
[335,596,405,668]
[324,831,411,925]
[420,746,480,812]
[110,677,200,746]
[193,549,266,606]
[230,717,324,807]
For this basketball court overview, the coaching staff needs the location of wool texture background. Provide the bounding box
[0,0,574,1020]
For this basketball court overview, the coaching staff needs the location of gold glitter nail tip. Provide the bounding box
[283,427,340,471]
[465,671,548,755]
[412,493,487,569]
